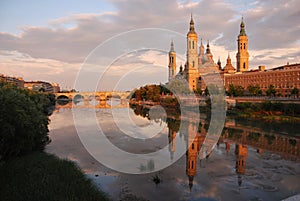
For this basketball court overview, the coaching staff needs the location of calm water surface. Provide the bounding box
[46,103,300,201]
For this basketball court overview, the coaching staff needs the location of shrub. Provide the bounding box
[0,82,51,160]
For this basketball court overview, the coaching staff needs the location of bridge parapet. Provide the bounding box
[55,91,131,101]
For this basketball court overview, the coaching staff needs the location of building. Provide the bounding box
[0,74,25,87]
[225,64,300,97]
[168,15,300,97]
[24,81,60,93]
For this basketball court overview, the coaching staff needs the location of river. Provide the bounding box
[46,101,300,201]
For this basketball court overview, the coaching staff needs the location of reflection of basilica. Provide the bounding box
[166,116,299,190]
[131,105,300,191]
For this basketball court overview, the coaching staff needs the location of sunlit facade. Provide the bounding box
[168,15,300,97]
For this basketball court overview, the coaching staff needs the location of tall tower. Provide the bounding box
[168,128,177,161]
[235,144,248,175]
[168,40,176,81]
[186,123,199,191]
[236,17,249,72]
[235,144,248,187]
[186,14,199,90]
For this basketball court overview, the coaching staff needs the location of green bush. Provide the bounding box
[0,152,110,201]
[0,82,51,160]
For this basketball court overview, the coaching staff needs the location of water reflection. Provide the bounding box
[132,104,300,192]
[56,98,128,109]
[47,104,300,201]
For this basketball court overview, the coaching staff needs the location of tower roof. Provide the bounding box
[188,13,196,34]
[199,38,205,55]
[217,57,221,65]
[170,39,175,52]
[239,17,247,36]
[206,40,211,54]
[224,53,236,73]
[227,52,231,64]
[188,175,194,191]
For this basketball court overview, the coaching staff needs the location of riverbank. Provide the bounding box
[0,152,110,201]
[229,101,300,122]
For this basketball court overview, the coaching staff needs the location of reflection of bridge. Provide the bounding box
[55,101,129,109]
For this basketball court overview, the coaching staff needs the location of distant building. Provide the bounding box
[0,74,25,87]
[168,15,300,97]
[51,82,60,93]
[224,64,300,97]
[24,81,60,93]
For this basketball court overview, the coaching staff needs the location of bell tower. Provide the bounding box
[236,17,249,72]
[186,123,199,191]
[186,14,198,90]
[168,40,176,81]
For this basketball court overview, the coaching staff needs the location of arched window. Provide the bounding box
[243,62,246,69]
[192,61,195,67]
[192,160,194,169]
[244,43,246,49]
[192,41,194,49]
[192,143,194,149]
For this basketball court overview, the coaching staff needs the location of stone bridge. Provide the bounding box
[55,91,131,101]
[54,91,131,108]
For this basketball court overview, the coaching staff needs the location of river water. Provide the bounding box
[46,102,300,201]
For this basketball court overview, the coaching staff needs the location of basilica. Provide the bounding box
[168,15,300,97]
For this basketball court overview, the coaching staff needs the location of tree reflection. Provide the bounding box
[130,104,300,191]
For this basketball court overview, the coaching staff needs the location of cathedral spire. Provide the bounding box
[199,38,205,55]
[217,56,222,69]
[189,13,195,33]
[236,16,249,72]
[206,40,211,54]
[170,39,175,52]
[239,17,247,36]
[227,52,232,64]
[168,39,176,81]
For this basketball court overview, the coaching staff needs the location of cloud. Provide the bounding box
[0,0,299,90]
[0,50,80,89]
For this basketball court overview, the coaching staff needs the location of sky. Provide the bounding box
[0,0,299,91]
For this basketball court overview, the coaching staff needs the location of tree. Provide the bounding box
[247,85,262,96]
[204,87,209,96]
[0,82,52,160]
[227,84,244,97]
[291,87,299,98]
[235,86,244,97]
[166,79,191,95]
[227,84,235,97]
[193,88,202,95]
[266,84,276,97]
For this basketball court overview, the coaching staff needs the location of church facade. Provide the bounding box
[168,15,300,97]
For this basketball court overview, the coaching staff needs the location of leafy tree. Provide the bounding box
[227,84,235,97]
[193,88,202,95]
[247,84,262,96]
[235,86,244,97]
[160,84,170,95]
[166,79,191,95]
[204,87,209,96]
[291,87,299,98]
[0,82,52,160]
[266,84,276,97]
[132,84,164,102]
[227,84,244,97]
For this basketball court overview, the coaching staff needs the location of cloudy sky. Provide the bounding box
[0,0,299,91]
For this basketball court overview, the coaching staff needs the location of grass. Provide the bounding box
[0,152,110,201]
